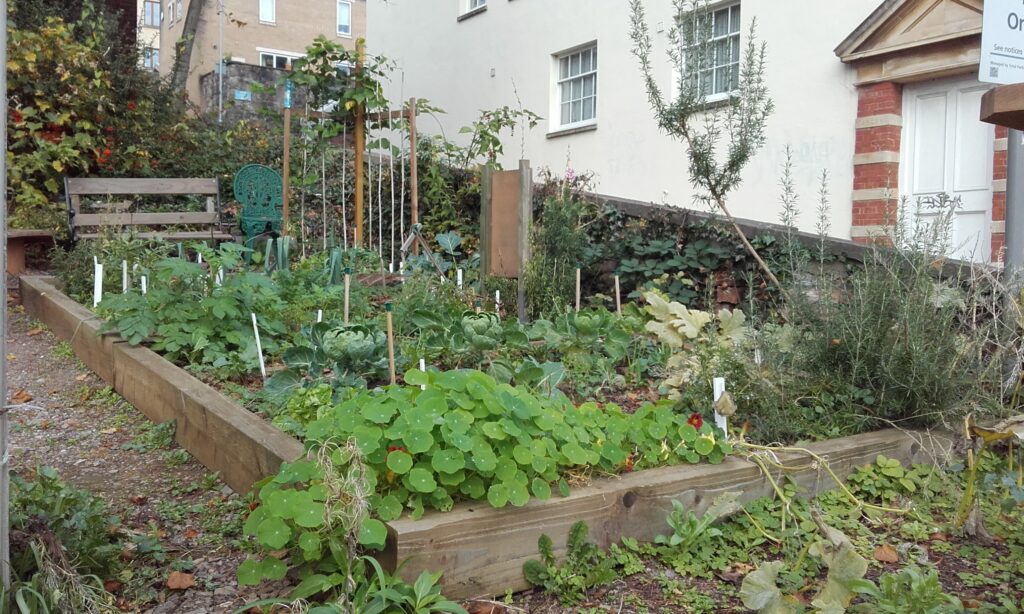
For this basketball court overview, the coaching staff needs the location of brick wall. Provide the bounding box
[850,82,902,242]
[993,125,1008,262]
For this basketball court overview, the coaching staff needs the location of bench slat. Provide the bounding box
[66,178,219,196]
[73,212,218,227]
[76,231,234,241]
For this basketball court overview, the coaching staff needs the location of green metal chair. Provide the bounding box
[233,164,284,257]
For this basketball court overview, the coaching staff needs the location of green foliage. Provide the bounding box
[98,243,287,376]
[458,106,541,167]
[51,236,170,305]
[847,455,939,504]
[524,187,597,318]
[654,493,740,577]
[122,420,176,453]
[300,369,731,517]
[852,566,961,613]
[522,521,617,605]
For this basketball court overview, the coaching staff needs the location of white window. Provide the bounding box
[556,45,597,127]
[143,0,161,27]
[469,0,487,9]
[689,2,741,100]
[259,0,276,23]
[260,51,301,69]
[337,0,352,36]
[176,0,183,21]
[166,0,174,23]
[143,47,160,70]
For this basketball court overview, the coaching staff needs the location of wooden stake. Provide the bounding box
[251,313,267,380]
[385,302,396,385]
[354,41,366,246]
[614,274,621,315]
[575,265,581,312]
[409,97,419,255]
[343,268,351,324]
[282,69,294,237]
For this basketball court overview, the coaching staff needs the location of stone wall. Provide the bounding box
[198,62,312,124]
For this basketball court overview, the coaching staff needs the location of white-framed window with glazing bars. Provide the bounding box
[556,44,597,127]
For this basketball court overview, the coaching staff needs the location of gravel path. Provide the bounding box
[6,297,279,612]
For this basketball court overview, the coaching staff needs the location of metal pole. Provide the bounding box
[217,0,224,123]
[0,0,10,591]
[1006,129,1024,280]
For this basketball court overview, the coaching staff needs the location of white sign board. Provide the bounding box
[980,0,1024,84]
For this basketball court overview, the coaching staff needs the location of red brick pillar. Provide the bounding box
[851,82,902,243]
[992,125,1008,263]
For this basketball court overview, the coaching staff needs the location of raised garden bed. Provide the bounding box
[19,273,948,599]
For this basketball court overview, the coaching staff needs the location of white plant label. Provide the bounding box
[93,263,104,307]
[251,313,267,379]
[713,377,728,434]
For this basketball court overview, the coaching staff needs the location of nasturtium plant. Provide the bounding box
[301,368,731,519]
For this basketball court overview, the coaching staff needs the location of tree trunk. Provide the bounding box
[171,0,205,93]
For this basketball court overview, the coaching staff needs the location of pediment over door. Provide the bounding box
[836,0,983,84]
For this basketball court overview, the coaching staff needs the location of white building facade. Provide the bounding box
[368,0,1003,262]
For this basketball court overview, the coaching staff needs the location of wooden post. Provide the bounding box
[409,97,419,255]
[385,302,396,385]
[281,70,294,237]
[353,41,366,247]
[479,165,492,292]
[517,159,531,324]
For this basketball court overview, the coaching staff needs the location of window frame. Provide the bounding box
[258,49,302,70]
[259,0,276,24]
[166,0,174,24]
[684,1,741,103]
[337,0,352,37]
[553,43,598,130]
[468,0,487,9]
[143,47,160,70]
[143,0,161,27]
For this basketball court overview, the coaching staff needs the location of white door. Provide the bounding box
[901,78,994,262]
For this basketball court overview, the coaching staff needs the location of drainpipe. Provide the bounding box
[218,0,224,123]
[1007,129,1024,282]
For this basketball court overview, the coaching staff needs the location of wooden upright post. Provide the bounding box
[479,164,492,291]
[281,69,294,236]
[517,159,532,324]
[353,41,366,247]
[409,97,419,254]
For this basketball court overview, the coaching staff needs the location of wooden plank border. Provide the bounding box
[384,428,948,599]
[19,275,304,493]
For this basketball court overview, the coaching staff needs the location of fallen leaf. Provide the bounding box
[717,562,755,583]
[75,373,89,381]
[929,532,948,542]
[467,604,507,614]
[26,327,44,337]
[166,571,194,591]
[128,495,147,506]
[183,527,200,539]
[11,390,32,404]
[104,579,122,593]
[873,543,899,563]
[6,354,15,361]
[100,427,117,435]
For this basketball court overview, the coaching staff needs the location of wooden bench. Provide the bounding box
[65,178,234,243]
[7,229,55,274]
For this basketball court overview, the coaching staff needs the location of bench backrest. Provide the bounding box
[65,177,221,229]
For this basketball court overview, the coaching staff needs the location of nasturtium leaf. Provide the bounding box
[431,449,465,474]
[460,475,486,499]
[531,478,552,500]
[404,367,430,387]
[352,425,383,455]
[237,559,262,585]
[481,422,507,440]
[684,450,700,464]
[408,468,437,493]
[256,517,292,550]
[499,418,523,437]
[507,482,530,507]
[437,469,465,486]
[647,422,668,439]
[242,506,268,536]
[530,439,548,458]
[600,442,627,465]
[487,483,509,508]
[679,423,698,443]
[308,484,328,501]
[275,460,318,484]
[435,371,467,391]
[512,445,534,465]
[375,495,403,521]
[430,488,455,512]
[292,499,325,528]
[534,414,556,430]
[298,532,321,559]
[531,456,550,474]
[444,410,474,434]
[445,431,476,451]
[558,479,571,497]
[403,430,434,454]
[494,458,518,482]
[362,399,397,424]
[707,449,725,465]
[694,436,715,456]
[470,442,498,472]
[261,557,288,581]
[358,519,388,549]
[387,450,414,474]
[562,442,589,466]
[264,490,296,519]
[405,407,437,431]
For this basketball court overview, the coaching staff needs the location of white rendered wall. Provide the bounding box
[367,0,880,236]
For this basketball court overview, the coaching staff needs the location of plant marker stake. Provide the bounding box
[418,358,427,391]
[385,303,396,385]
[316,309,323,323]
[389,261,394,274]
[122,260,128,293]
[474,300,482,314]
[93,263,103,307]
[614,274,621,315]
[197,252,203,266]
[495,290,501,312]
[343,268,351,324]
[216,267,224,287]
[141,275,148,295]
[251,313,267,380]
[713,377,727,435]
[575,265,581,312]
[457,268,463,289]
